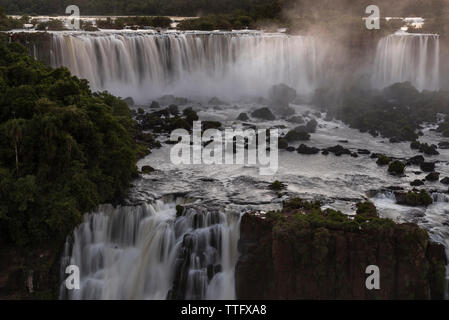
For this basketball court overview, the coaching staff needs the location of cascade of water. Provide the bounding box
[46,32,319,103]
[372,33,440,91]
[59,201,241,300]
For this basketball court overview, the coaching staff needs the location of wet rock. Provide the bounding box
[388,160,405,176]
[305,119,318,133]
[285,129,310,142]
[408,155,425,165]
[168,104,179,115]
[286,115,305,124]
[357,149,371,155]
[440,177,449,185]
[236,199,446,300]
[297,144,320,155]
[150,101,160,109]
[123,97,134,106]
[268,83,297,106]
[411,180,425,186]
[141,166,155,174]
[286,146,296,152]
[321,150,329,155]
[251,107,276,121]
[325,145,351,156]
[438,141,449,149]
[425,172,440,181]
[394,189,433,206]
[278,138,289,150]
[420,162,436,172]
[209,97,225,105]
[376,154,391,166]
[350,152,358,158]
[202,121,222,131]
[236,113,249,121]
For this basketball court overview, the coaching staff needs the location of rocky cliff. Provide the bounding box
[235,199,447,300]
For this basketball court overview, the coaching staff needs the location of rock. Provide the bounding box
[394,189,433,206]
[420,162,436,172]
[325,145,351,156]
[321,150,329,155]
[209,97,225,105]
[305,119,318,133]
[158,95,189,106]
[236,113,249,121]
[388,160,405,176]
[286,146,296,152]
[278,138,289,150]
[297,144,320,155]
[269,180,286,191]
[202,121,222,131]
[235,198,446,300]
[268,83,297,106]
[150,101,160,109]
[408,155,425,165]
[285,129,310,142]
[410,141,420,150]
[419,143,439,156]
[411,180,425,186]
[251,107,276,121]
[274,104,296,118]
[141,166,155,174]
[286,115,304,124]
[357,149,371,155]
[438,141,449,149]
[425,172,440,181]
[123,97,134,106]
[168,104,179,115]
[440,177,449,185]
[376,154,391,166]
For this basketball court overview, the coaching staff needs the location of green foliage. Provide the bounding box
[376,154,391,166]
[0,35,139,247]
[35,19,66,31]
[269,180,286,191]
[388,160,405,175]
[405,190,433,207]
[96,16,172,29]
[356,201,378,218]
[0,6,23,30]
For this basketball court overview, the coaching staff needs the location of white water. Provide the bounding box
[48,31,319,103]
[59,200,241,300]
[372,33,440,91]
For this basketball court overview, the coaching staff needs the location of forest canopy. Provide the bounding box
[0,33,140,247]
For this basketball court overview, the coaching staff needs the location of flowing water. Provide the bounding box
[372,32,440,91]
[46,31,319,103]
[52,31,449,299]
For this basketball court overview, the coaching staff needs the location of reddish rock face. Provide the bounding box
[235,212,447,300]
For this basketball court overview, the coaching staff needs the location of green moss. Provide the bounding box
[388,160,405,175]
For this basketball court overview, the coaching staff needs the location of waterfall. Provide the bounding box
[46,31,319,103]
[372,33,440,91]
[59,200,241,300]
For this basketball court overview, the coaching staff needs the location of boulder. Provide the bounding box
[408,155,425,165]
[440,177,449,185]
[388,160,405,176]
[285,129,310,142]
[325,145,351,156]
[420,162,436,172]
[251,107,276,121]
[411,180,425,186]
[425,172,440,182]
[268,83,297,106]
[141,166,155,174]
[297,144,320,155]
[236,113,249,121]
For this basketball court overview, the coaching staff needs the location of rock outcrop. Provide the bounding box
[235,199,447,300]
